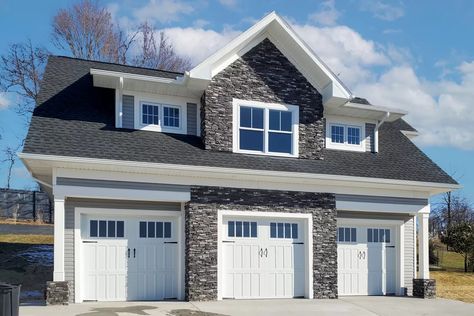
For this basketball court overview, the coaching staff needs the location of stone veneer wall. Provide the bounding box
[184,186,337,301]
[413,279,436,299]
[201,38,325,160]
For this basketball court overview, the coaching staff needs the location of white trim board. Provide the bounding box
[19,153,460,198]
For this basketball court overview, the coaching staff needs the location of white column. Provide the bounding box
[53,197,66,281]
[418,206,430,279]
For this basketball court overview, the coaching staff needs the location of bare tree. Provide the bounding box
[2,146,18,189]
[0,40,48,117]
[52,0,134,63]
[132,22,191,72]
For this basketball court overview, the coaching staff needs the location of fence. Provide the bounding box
[0,188,52,223]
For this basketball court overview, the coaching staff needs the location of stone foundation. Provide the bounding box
[412,279,436,298]
[45,281,69,305]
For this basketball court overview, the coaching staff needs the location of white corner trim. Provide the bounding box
[53,198,66,282]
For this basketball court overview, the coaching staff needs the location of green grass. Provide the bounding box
[0,234,53,244]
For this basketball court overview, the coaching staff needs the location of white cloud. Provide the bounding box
[308,0,341,26]
[354,64,474,149]
[161,27,240,65]
[360,0,404,21]
[133,0,194,24]
[0,93,11,109]
[219,0,237,8]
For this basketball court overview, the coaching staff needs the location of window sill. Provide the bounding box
[234,149,298,158]
[326,143,365,152]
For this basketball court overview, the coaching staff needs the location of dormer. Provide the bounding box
[90,12,409,158]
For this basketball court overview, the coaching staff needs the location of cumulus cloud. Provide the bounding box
[308,0,341,26]
[360,0,405,21]
[354,64,474,149]
[133,0,194,24]
[161,27,240,65]
[0,93,10,109]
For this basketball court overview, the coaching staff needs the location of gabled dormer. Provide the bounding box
[90,12,408,159]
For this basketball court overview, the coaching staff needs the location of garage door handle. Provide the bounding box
[133,248,136,258]
[264,248,268,258]
[259,248,263,257]
[128,248,130,258]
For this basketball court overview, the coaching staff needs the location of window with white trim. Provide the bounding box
[326,119,365,152]
[140,101,181,129]
[234,100,299,157]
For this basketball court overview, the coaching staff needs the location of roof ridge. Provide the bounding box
[50,55,185,75]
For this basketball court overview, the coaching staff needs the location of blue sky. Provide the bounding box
[0,0,473,204]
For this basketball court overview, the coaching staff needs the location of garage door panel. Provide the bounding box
[222,217,305,299]
[337,224,396,296]
[83,215,179,301]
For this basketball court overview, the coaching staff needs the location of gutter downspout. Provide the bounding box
[374,111,390,153]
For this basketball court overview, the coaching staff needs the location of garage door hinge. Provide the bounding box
[292,242,304,245]
[222,241,235,243]
[164,241,178,244]
[83,241,98,243]
[386,245,395,248]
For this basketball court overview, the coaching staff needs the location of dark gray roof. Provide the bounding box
[351,97,371,105]
[23,56,456,185]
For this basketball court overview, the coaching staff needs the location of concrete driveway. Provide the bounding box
[20,297,474,316]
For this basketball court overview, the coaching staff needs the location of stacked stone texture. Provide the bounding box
[185,186,337,301]
[45,281,69,305]
[201,38,325,160]
[413,279,436,298]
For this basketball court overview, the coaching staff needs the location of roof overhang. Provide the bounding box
[188,11,353,106]
[325,101,408,122]
[19,152,461,199]
[90,68,203,98]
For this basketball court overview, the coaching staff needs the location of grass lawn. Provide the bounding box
[0,234,53,244]
[430,240,474,303]
[431,271,474,303]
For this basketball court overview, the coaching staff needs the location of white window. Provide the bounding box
[140,101,182,131]
[233,99,299,157]
[337,227,357,243]
[326,118,365,152]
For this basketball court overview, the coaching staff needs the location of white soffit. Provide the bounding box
[188,11,353,105]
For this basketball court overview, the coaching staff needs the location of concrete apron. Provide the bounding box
[20,297,474,316]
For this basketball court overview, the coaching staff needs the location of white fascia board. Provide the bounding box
[90,68,183,85]
[19,152,461,197]
[188,11,352,102]
[401,130,419,140]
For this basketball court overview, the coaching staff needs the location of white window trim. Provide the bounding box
[139,101,184,132]
[325,116,366,152]
[232,98,299,158]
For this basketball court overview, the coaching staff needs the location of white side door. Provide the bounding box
[128,218,178,300]
[222,217,305,299]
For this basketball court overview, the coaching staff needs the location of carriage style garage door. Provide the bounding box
[337,224,397,296]
[221,217,305,299]
[81,215,178,301]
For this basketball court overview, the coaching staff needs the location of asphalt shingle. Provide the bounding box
[23,56,456,185]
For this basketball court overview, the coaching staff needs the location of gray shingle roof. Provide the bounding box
[23,56,456,185]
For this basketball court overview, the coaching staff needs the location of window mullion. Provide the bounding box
[264,108,269,153]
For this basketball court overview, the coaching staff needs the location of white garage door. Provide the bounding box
[337,225,396,296]
[222,217,305,299]
[82,215,178,301]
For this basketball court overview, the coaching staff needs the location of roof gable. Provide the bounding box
[188,12,352,106]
